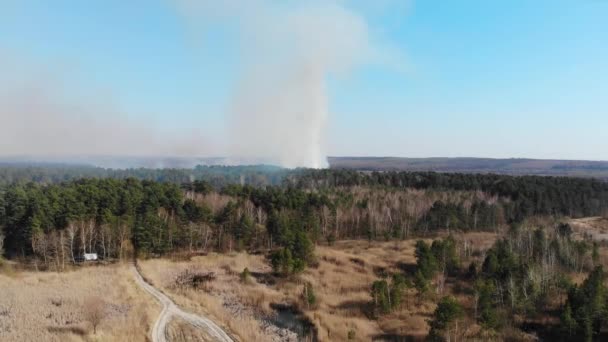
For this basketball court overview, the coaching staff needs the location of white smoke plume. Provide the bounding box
[0,2,401,169]
[175,0,390,168]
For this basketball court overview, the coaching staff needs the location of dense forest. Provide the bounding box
[0,163,291,187]
[295,170,608,218]
[0,178,326,272]
[1,167,608,266]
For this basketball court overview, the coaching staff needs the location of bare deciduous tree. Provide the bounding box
[100,223,111,260]
[0,229,4,256]
[57,230,66,271]
[66,223,77,264]
[83,296,108,334]
[31,230,49,268]
[117,219,131,260]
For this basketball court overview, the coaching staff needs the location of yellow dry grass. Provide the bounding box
[139,234,498,342]
[570,217,608,241]
[305,239,450,341]
[139,253,279,342]
[0,264,158,342]
[167,317,213,342]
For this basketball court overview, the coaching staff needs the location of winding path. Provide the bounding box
[132,265,234,342]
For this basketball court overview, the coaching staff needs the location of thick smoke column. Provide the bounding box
[177,0,378,168]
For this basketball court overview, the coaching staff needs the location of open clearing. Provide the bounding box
[0,263,158,342]
[0,231,502,342]
[570,216,608,241]
[3,228,602,341]
[138,232,498,342]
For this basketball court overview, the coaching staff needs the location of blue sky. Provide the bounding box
[1,0,607,160]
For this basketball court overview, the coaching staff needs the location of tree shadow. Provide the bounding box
[250,271,277,285]
[335,299,374,319]
[350,257,366,267]
[395,262,417,275]
[371,333,426,342]
[373,266,390,278]
[47,325,87,336]
[520,321,608,342]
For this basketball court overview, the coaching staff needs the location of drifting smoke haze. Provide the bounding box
[175,0,395,168]
[0,1,401,169]
[0,54,212,163]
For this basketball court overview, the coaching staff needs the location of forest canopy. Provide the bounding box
[1,166,607,264]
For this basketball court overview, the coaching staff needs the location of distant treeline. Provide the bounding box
[0,164,291,188]
[327,156,608,179]
[2,165,608,222]
[0,178,322,273]
[296,170,608,219]
[1,166,608,267]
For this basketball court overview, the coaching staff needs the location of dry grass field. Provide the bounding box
[139,232,499,342]
[570,216,608,241]
[0,262,158,342]
[167,318,213,342]
[139,253,284,341]
[0,231,502,342]
[3,227,584,342]
[304,240,432,341]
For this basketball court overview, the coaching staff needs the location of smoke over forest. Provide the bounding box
[175,0,398,168]
[0,1,399,169]
[0,54,211,161]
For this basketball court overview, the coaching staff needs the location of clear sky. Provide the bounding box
[1,0,607,162]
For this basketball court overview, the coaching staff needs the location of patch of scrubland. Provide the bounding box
[0,264,157,341]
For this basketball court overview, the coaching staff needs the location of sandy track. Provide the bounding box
[132,265,234,342]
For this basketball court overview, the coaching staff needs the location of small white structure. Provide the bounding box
[84,253,98,261]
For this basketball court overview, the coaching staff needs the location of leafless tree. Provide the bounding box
[31,230,49,268]
[57,230,66,271]
[0,229,4,256]
[117,220,130,260]
[99,223,111,259]
[80,220,87,256]
[66,223,77,264]
[86,219,96,255]
[48,231,64,271]
[83,296,108,334]
[202,223,211,252]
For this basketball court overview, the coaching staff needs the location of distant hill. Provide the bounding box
[328,157,608,179]
[3,155,608,180]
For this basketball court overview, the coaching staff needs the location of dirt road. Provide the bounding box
[132,265,234,342]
